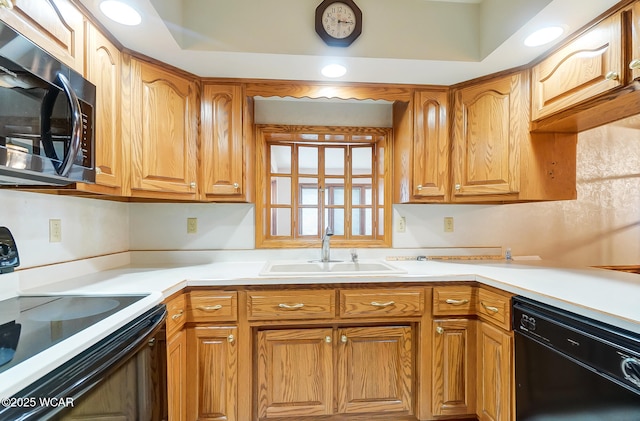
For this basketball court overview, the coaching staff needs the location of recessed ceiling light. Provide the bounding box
[524,26,564,47]
[321,64,347,78]
[99,0,142,26]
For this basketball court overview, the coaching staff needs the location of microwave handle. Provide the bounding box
[55,73,83,177]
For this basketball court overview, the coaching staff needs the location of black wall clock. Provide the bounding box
[315,0,362,47]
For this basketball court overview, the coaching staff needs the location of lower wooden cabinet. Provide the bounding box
[432,318,476,416]
[256,325,413,419]
[186,326,238,421]
[477,321,513,421]
[167,329,187,421]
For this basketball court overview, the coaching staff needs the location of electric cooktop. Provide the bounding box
[0,295,146,374]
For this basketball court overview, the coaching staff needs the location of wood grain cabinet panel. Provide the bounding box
[186,326,237,421]
[165,294,186,337]
[339,288,424,318]
[477,321,513,421]
[167,329,187,421]
[129,59,198,199]
[477,288,511,331]
[532,13,623,121]
[256,328,334,418]
[247,290,335,320]
[200,84,254,201]
[337,326,413,415]
[187,290,238,323]
[432,319,476,417]
[433,285,475,316]
[0,0,84,73]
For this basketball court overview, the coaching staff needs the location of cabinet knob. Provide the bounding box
[0,0,13,10]
[190,182,196,189]
[455,184,461,191]
[416,185,423,191]
[95,167,102,175]
[630,59,640,70]
[605,71,619,81]
[233,182,239,189]
[228,334,235,343]
[341,334,348,343]
[436,326,444,335]
[325,336,332,343]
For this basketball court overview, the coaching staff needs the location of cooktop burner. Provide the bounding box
[0,295,145,374]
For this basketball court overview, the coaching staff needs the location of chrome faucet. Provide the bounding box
[321,226,334,262]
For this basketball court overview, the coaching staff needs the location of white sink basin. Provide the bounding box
[259,260,406,276]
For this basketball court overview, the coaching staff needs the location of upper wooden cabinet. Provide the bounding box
[127,58,199,200]
[393,89,449,203]
[80,23,123,195]
[630,2,640,81]
[0,0,84,73]
[200,83,254,202]
[531,12,624,121]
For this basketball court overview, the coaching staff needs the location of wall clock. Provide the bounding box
[315,0,362,47]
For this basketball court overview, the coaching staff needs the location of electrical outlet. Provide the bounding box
[444,217,454,233]
[396,216,406,233]
[49,219,62,242]
[187,217,198,234]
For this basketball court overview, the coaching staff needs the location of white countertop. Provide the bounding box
[1,256,639,398]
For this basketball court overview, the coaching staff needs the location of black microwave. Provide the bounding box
[0,20,95,186]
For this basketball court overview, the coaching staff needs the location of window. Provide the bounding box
[256,125,391,248]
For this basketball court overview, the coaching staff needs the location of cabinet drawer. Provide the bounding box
[165,294,186,336]
[433,285,475,316]
[477,288,511,330]
[247,290,335,320]
[339,288,424,318]
[187,291,237,322]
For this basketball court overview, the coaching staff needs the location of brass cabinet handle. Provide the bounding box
[196,304,223,312]
[481,301,499,313]
[445,298,469,306]
[228,334,235,343]
[233,182,240,189]
[171,310,184,320]
[370,301,395,307]
[0,0,13,10]
[436,326,444,335]
[325,336,332,343]
[341,334,348,343]
[605,71,619,81]
[278,303,305,310]
[190,182,196,189]
[630,59,640,70]
[417,185,423,191]
[455,184,461,191]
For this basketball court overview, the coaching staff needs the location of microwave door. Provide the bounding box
[40,73,82,177]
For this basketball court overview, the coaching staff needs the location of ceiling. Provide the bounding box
[78,0,621,85]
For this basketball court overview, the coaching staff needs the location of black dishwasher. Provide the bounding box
[513,296,640,420]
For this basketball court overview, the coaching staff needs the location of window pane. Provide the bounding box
[325,208,344,236]
[352,208,372,236]
[378,208,384,236]
[352,147,372,175]
[352,178,372,205]
[271,208,291,236]
[325,148,345,176]
[299,208,318,236]
[325,178,344,205]
[270,145,291,174]
[299,146,318,175]
[271,177,291,205]
[299,178,318,205]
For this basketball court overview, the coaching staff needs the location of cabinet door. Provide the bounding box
[201,84,249,201]
[0,0,84,73]
[83,23,122,194]
[432,319,476,416]
[452,73,524,199]
[186,326,237,421]
[631,2,640,81]
[531,13,623,120]
[337,326,412,414]
[257,328,334,418]
[412,90,449,201]
[167,329,187,421]
[477,322,513,421]
[129,59,198,199]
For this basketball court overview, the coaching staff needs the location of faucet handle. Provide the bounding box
[324,226,334,237]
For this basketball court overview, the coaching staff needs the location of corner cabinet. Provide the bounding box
[127,58,199,200]
[393,89,449,203]
[200,83,254,202]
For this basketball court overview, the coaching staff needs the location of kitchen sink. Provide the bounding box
[259,260,406,276]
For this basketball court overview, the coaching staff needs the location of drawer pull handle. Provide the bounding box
[370,301,395,307]
[341,334,348,343]
[436,326,444,335]
[171,310,184,320]
[445,298,469,306]
[630,59,640,70]
[481,302,499,313]
[228,334,235,343]
[197,304,223,312]
[605,71,619,81]
[278,303,305,310]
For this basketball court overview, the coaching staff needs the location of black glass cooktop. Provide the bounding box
[0,295,145,374]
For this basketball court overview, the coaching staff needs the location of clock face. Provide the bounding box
[321,2,356,40]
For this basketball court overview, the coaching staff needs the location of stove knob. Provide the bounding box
[621,357,640,387]
[0,243,9,257]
